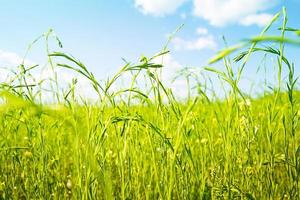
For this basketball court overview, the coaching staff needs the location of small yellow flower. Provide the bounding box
[238,99,251,110]
[200,138,208,144]
[240,116,247,125]
[215,138,223,145]
[254,125,259,134]
[23,151,32,158]
[66,179,72,190]
[0,182,5,191]
[245,98,251,107]
[21,171,25,179]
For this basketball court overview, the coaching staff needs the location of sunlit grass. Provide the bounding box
[1,7,300,199]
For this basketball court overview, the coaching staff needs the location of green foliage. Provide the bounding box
[1,7,300,199]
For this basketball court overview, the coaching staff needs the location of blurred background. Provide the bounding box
[0,0,299,99]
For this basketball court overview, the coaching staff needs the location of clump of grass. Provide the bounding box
[0,7,300,199]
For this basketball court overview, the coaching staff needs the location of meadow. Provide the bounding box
[1,8,300,199]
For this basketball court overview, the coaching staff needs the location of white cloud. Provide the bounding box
[31,67,98,101]
[46,68,97,100]
[239,13,274,27]
[0,49,37,83]
[172,36,217,51]
[153,53,182,80]
[193,0,278,27]
[134,0,188,16]
[0,68,10,82]
[172,34,217,51]
[153,54,187,98]
[0,49,35,67]
[133,0,277,27]
[196,27,208,35]
[0,49,98,102]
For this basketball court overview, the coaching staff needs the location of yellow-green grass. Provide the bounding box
[1,7,300,199]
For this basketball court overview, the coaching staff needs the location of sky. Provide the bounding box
[0,0,299,99]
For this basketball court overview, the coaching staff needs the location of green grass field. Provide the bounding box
[1,8,300,199]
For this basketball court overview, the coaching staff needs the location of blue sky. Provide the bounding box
[0,0,299,98]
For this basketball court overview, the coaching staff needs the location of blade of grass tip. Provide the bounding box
[49,52,89,74]
[51,52,106,97]
[105,63,130,93]
[278,7,288,90]
[57,64,90,79]
[209,12,279,65]
[247,36,300,46]
[278,27,300,32]
[204,66,226,77]
[208,44,245,64]
[113,89,149,100]
[127,63,163,71]
[158,24,184,81]
[24,64,39,73]
[236,11,281,80]
[261,12,281,35]
[22,33,44,66]
[278,25,300,36]
[45,29,62,103]
[162,24,184,51]
[149,50,170,61]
